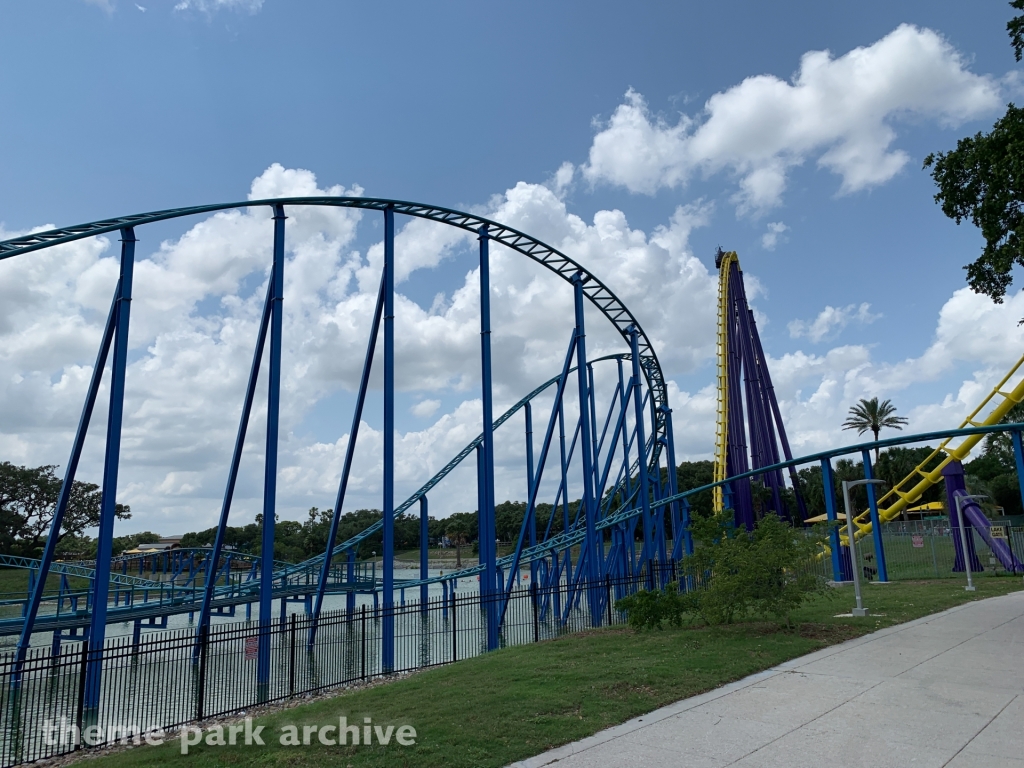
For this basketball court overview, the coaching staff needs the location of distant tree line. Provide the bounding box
[0,462,131,558]
[4,419,1020,564]
[961,402,1024,517]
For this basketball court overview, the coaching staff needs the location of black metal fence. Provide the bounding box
[0,569,673,767]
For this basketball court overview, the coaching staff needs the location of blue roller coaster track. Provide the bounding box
[4,197,1024,719]
[0,197,679,708]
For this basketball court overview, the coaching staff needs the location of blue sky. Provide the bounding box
[3,0,1024,532]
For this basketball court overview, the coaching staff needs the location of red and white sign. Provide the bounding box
[912,535,924,549]
[244,635,258,660]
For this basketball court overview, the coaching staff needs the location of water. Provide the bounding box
[0,571,611,767]
[0,567,512,649]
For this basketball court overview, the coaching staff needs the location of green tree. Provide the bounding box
[677,512,829,627]
[924,2,1024,313]
[964,401,1024,516]
[842,398,908,462]
[874,446,945,517]
[617,512,829,629]
[179,507,441,564]
[445,517,470,567]
[795,464,826,520]
[673,461,715,518]
[495,500,527,543]
[300,506,333,556]
[0,462,131,557]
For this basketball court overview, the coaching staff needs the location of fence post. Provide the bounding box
[75,640,89,750]
[196,626,208,721]
[288,613,296,696]
[452,594,458,662]
[606,576,612,625]
[861,450,889,582]
[360,605,367,681]
[531,581,539,643]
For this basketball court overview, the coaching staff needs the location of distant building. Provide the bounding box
[124,536,183,555]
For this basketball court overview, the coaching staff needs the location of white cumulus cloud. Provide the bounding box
[411,399,441,419]
[788,303,880,343]
[763,288,1024,456]
[761,222,789,251]
[583,25,1001,215]
[0,164,722,530]
[174,0,262,13]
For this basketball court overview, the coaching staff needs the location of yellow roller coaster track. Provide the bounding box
[845,352,1024,542]
[713,250,1023,537]
[713,250,738,513]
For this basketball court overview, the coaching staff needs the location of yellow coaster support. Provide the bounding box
[713,250,738,512]
[845,353,1024,542]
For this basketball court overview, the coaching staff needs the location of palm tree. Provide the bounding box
[842,397,909,462]
[445,519,469,568]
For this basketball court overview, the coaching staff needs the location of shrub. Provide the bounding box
[616,513,830,630]
[678,512,830,627]
[614,587,685,630]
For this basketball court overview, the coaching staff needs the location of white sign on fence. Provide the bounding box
[991,525,1009,541]
[244,635,258,660]
[912,535,924,548]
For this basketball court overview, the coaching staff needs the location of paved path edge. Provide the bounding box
[507,593,1018,768]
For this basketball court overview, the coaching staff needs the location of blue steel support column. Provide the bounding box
[257,205,286,701]
[196,275,273,650]
[84,227,136,712]
[628,327,655,587]
[571,273,602,623]
[477,443,486,563]
[525,402,537,587]
[617,361,637,576]
[723,482,734,515]
[500,331,578,617]
[382,206,396,671]
[662,406,690,556]
[861,450,888,582]
[346,551,356,614]
[558,398,572,576]
[588,364,600,490]
[734,282,785,518]
[1012,431,1024,511]
[616,359,633,505]
[820,458,850,582]
[750,316,808,520]
[478,226,499,650]
[420,496,429,611]
[725,263,755,529]
[13,284,119,674]
[308,270,387,647]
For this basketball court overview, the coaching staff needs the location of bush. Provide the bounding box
[614,587,685,630]
[678,512,830,627]
[616,513,830,630]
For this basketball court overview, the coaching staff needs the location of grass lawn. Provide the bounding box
[867,533,1023,581]
[0,568,94,621]
[74,577,1023,768]
[0,567,91,598]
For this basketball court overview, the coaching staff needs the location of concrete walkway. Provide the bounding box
[510,590,1024,768]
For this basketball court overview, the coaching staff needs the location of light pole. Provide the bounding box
[954,494,987,592]
[842,478,887,617]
